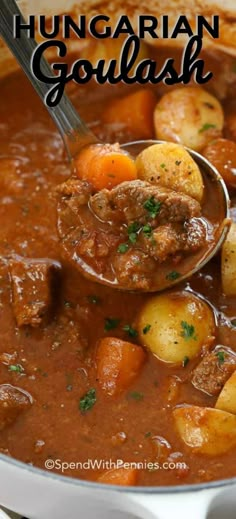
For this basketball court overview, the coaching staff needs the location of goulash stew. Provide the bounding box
[0,41,236,486]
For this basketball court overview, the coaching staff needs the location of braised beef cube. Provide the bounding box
[90,180,201,226]
[0,384,32,431]
[191,346,236,396]
[9,256,61,327]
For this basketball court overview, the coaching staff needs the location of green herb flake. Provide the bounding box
[231,318,236,327]
[142,224,153,237]
[88,295,100,305]
[66,373,73,392]
[143,197,162,219]
[160,163,166,169]
[104,317,120,331]
[79,388,96,413]
[216,351,225,365]
[127,222,141,234]
[180,321,197,341]
[129,391,144,401]
[8,364,24,373]
[145,431,152,438]
[143,324,151,335]
[64,300,73,308]
[127,222,141,244]
[117,243,129,254]
[198,123,216,133]
[175,160,181,166]
[123,324,138,338]
[166,271,181,281]
[182,356,190,367]
[129,233,138,244]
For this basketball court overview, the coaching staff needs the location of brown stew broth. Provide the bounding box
[0,45,235,485]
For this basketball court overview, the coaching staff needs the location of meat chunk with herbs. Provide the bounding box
[0,384,32,431]
[89,180,201,225]
[140,220,206,263]
[57,177,208,290]
[191,346,236,396]
[9,256,61,327]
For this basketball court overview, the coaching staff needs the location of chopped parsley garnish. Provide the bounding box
[216,351,225,365]
[64,300,73,308]
[127,222,141,234]
[104,317,120,331]
[231,318,236,327]
[117,243,129,254]
[142,224,153,237]
[128,391,144,401]
[128,233,138,244]
[143,324,151,335]
[123,324,138,338]
[127,222,142,244]
[166,271,181,281]
[143,197,162,219]
[88,295,100,305]
[198,123,216,133]
[180,321,197,341]
[144,431,152,438]
[66,373,73,391]
[175,160,181,166]
[182,356,189,367]
[79,388,96,413]
[160,163,166,169]
[8,364,24,373]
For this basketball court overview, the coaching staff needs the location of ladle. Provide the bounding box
[0,0,230,292]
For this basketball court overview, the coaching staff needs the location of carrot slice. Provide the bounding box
[103,89,157,140]
[74,143,137,191]
[96,337,146,395]
[97,468,138,486]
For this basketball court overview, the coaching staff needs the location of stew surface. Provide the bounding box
[0,43,236,486]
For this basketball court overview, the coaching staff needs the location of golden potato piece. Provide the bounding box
[173,405,236,455]
[222,223,236,296]
[215,371,236,415]
[138,291,215,364]
[136,142,204,202]
[154,87,224,151]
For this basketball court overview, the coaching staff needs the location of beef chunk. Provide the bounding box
[140,220,206,263]
[90,180,201,226]
[57,177,206,290]
[56,178,93,201]
[112,249,157,290]
[191,346,236,396]
[9,256,61,327]
[0,384,32,431]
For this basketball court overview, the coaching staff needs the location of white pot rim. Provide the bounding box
[1,452,235,494]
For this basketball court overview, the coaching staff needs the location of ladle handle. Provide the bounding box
[0,0,97,158]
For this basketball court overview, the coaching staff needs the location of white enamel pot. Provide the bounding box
[0,454,236,519]
[0,1,236,518]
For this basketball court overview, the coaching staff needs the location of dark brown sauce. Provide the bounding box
[0,43,235,486]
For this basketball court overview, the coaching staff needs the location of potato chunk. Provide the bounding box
[173,405,236,455]
[154,87,224,151]
[215,371,236,415]
[221,223,236,296]
[138,291,215,364]
[136,142,204,202]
